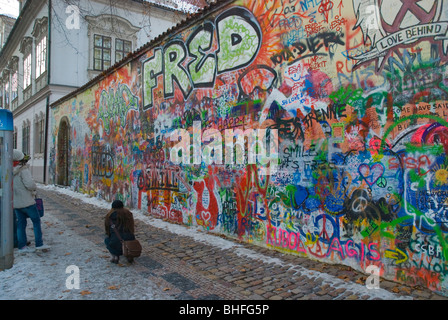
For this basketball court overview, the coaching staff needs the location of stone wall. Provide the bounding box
[50,0,448,295]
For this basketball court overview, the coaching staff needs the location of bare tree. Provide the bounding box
[50,0,208,58]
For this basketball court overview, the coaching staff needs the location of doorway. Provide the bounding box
[57,117,70,186]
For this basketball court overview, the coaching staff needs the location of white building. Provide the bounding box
[0,0,187,183]
[0,13,16,49]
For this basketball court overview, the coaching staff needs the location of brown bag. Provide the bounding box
[111,223,142,258]
[122,239,142,258]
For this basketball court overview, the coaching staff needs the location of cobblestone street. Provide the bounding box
[24,186,447,303]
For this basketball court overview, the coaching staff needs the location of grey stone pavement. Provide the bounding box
[36,186,448,302]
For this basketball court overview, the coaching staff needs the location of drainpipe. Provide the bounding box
[43,0,51,184]
[44,96,49,183]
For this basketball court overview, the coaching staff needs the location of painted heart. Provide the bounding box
[201,210,211,222]
[358,163,384,186]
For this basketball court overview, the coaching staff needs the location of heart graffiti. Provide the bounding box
[358,163,385,187]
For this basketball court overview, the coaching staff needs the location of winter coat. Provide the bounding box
[104,209,135,256]
[13,164,37,209]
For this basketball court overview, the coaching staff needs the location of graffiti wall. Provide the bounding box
[50,0,448,295]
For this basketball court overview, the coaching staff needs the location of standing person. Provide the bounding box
[13,149,49,253]
[104,200,136,264]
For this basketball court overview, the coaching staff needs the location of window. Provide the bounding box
[35,116,45,154]
[4,80,9,107]
[86,15,138,77]
[11,70,18,101]
[13,127,17,149]
[0,85,3,109]
[20,38,32,89]
[22,121,30,155]
[23,54,31,88]
[94,34,111,71]
[115,38,132,62]
[36,36,47,78]
[32,17,48,78]
[8,56,18,104]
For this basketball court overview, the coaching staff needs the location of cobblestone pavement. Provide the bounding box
[37,186,448,301]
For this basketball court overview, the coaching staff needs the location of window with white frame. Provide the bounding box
[22,121,31,155]
[4,80,9,107]
[20,37,33,90]
[13,127,17,149]
[34,114,45,154]
[32,17,48,79]
[23,54,31,88]
[115,38,132,62]
[11,70,18,101]
[9,56,18,102]
[94,34,111,71]
[36,36,47,78]
[86,15,138,75]
[0,83,3,109]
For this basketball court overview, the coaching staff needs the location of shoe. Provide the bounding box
[36,244,50,251]
[15,241,32,249]
[110,256,119,264]
[18,246,35,254]
[126,256,134,263]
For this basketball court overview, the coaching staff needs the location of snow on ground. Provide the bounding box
[0,186,170,300]
[0,184,412,300]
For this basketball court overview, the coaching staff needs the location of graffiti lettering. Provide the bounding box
[143,7,262,110]
[270,32,344,66]
[98,83,139,134]
[91,144,114,178]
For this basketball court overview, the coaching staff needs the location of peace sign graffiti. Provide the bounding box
[380,0,438,33]
[349,189,370,214]
[376,177,387,188]
[351,196,368,213]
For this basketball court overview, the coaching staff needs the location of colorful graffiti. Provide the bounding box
[50,0,448,295]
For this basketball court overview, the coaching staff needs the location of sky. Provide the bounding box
[0,0,19,17]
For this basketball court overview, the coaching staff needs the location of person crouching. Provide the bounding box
[104,200,136,264]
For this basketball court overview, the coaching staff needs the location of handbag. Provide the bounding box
[110,223,142,258]
[35,197,44,217]
[122,238,143,258]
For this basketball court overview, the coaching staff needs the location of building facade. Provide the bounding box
[0,13,16,49]
[0,0,186,183]
[49,0,448,295]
